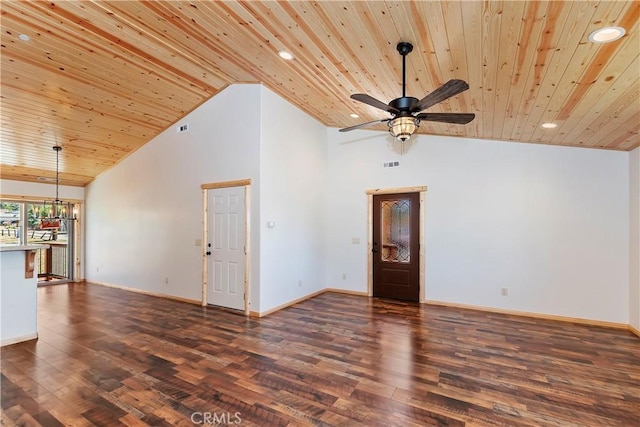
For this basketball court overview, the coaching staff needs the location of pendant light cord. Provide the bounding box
[55,146,60,202]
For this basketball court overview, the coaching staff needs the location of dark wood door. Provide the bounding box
[372,192,420,301]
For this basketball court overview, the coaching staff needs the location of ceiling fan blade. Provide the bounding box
[413,79,470,112]
[415,112,475,124]
[351,94,400,114]
[339,118,389,132]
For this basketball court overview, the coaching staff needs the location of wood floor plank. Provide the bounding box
[1,283,638,426]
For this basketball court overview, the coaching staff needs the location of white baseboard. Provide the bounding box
[1,332,38,347]
[249,288,371,317]
[250,289,326,317]
[325,288,369,297]
[425,299,630,330]
[87,280,201,306]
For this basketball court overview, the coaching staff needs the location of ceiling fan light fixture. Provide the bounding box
[588,27,625,43]
[541,122,557,129]
[350,113,359,118]
[389,116,419,142]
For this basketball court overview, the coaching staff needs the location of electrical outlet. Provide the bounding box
[501,288,508,296]
[298,280,302,287]
[96,267,99,273]
[342,273,347,280]
[165,277,169,284]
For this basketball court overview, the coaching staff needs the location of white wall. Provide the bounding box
[326,130,630,323]
[85,85,262,306]
[84,84,328,313]
[258,87,327,311]
[0,179,84,201]
[1,249,38,345]
[630,147,640,330]
[8,85,632,325]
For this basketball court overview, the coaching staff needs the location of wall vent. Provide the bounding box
[383,161,400,168]
[177,123,189,133]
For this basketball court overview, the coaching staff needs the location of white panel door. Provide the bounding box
[207,186,245,310]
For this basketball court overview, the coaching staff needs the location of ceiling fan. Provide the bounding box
[340,42,475,142]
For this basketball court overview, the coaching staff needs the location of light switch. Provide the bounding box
[195,239,202,247]
[352,237,360,244]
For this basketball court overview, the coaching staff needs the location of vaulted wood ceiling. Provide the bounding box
[1,1,638,187]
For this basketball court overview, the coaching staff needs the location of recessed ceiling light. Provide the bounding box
[588,27,625,43]
[541,122,557,129]
[278,50,294,60]
[350,113,359,118]
[18,34,30,42]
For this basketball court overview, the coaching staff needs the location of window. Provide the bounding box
[0,202,21,245]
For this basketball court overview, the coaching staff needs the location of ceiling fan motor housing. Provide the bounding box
[390,97,419,112]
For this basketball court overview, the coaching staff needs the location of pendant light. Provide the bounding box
[40,146,76,227]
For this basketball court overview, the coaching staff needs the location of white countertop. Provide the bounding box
[0,244,50,252]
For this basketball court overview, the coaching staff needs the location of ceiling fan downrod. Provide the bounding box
[397,42,413,99]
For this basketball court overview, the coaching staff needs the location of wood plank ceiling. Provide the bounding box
[1,1,638,187]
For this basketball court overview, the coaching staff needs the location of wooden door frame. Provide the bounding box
[366,186,427,302]
[201,179,251,315]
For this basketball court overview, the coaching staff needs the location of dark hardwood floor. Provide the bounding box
[1,283,638,426]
